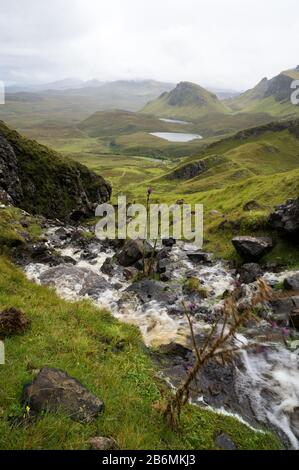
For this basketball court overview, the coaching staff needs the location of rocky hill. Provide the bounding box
[142,81,229,119]
[0,121,111,220]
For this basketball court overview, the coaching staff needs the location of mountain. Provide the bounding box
[141,81,229,119]
[227,66,299,117]
[0,121,111,220]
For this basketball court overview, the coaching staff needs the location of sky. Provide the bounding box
[0,0,298,91]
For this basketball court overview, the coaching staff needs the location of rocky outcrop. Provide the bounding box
[167,161,207,180]
[269,198,299,239]
[22,368,104,422]
[232,236,273,261]
[0,121,111,220]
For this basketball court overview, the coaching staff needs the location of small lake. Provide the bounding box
[150,132,202,142]
[159,118,190,125]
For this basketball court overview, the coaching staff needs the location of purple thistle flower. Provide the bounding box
[147,187,153,195]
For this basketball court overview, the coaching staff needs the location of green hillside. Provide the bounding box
[226,67,299,117]
[142,81,229,119]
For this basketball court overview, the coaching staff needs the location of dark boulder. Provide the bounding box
[117,239,153,267]
[162,238,176,248]
[100,257,115,276]
[269,198,299,239]
[126,279,180,305]
[284,273,299,291]
[238,263,264,284]
[269,296,299,325]
[0,307,30,337]
[187,251,212,264]
[22,368,104,423]
[232,236,273,261]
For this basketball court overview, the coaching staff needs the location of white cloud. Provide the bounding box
[0,0,298,89]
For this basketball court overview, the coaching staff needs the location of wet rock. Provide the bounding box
[0,307,30,337]
[187,251,212,264]
[232,236,273,261]
[126,280,180,305]
[284,273,299,291]
[101,257,115,276]
[215,433,236,450]
[80,249,98,261]
[238,263,264,284]
[158,342,192,359]
[117,239,153,267]
[22,368,104,423]
[54,227,71,240]
[123,267,138,280]
[157,258,171,274]
[162,238,176,248]
[90,436,119,451]
[269,296,299,325]
[290,309,299,330]
[39,265,110,299]
[243,200,261,211]
[269,197,299,239]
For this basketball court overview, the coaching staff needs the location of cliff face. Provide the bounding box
[0,121,111,220]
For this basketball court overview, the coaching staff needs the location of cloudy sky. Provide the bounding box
[0,0,298,90]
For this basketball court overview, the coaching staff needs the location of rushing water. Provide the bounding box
[24,228,299,448]
[150,132,202,142]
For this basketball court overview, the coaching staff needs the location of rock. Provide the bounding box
[284,273,299,291]
[238,263,264,284]
[123,267,138,280]
[215,433,236,450]
[0,134,23,204]
[100,257,115,276]
[0,307,30,337]
[157,258,171,274]
[39,266,110,299]
[54,227,71,240]
[90,437,119,451]
[126,280,180,305]
[269,296,299,325]
[162,238,176,248]
[243,200,261,211]
[187,251,212,264]
[269,197,299,239]
[80,249,98,261]
[232,236,273,261]
[290,309,299,330]
[22,368,104,423]
[117,239,153,267]
[158,343,192,359]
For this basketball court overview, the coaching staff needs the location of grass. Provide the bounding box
[0,256,281,450]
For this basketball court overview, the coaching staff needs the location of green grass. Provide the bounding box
[0,257,281,450]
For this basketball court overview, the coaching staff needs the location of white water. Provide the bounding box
[150,132,202,142]
[24,230,299,447]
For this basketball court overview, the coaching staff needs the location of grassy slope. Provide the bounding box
[0,209,280,450]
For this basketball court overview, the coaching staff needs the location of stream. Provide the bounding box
[23,224,299,449]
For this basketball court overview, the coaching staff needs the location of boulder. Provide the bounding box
[238,263,264,284]
[187,251,212,264]
[269,296,299,325]
[232,236,273,260]
[126,280,180,305]
[100,257,115,276]
[284,273,299,291]
[22,368,104,423]
[90,437,119,451]
[162,238,176,248]
[116,239,153,267]
[269,198,299,238]
[0,307,30,337]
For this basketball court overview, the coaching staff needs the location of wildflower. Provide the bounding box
[147,187,153,196]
